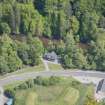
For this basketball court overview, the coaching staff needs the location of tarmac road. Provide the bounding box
[0,70,105,86]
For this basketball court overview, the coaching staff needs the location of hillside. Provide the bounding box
[0,0,105,74]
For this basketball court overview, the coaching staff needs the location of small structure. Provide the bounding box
[96,79,105,93]
[95,79,105,101]
[4,90,14,105]
[0,87,8,105]
[43,51,58,62]
[5,98,13,105]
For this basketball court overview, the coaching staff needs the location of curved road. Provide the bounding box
[0,70,105,86]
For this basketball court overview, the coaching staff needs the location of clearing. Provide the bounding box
[10,78,94,105]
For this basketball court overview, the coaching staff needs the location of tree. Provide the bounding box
[87,28,105,71]
[35,15,44,36]
[72,48,87,69]
[63,31,76,68]
[0,56,9,74]
[99,16,105,29]
[34,0,45,15]
[70,16,79,34]
[11,2,21,34]
[27,35,44,65]
[0,22,11,34]
[79,11,99,42]
[43,17,52,38]
[17,41,30,65]
[0,0,105,71]
[63,31,87,69]
[44,0,72,39]
[7,53,22,72]
[0,34,22,72]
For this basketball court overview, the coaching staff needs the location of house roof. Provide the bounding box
[96,79,105,93]
[44,51,58,59]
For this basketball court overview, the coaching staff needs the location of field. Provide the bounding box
[14,86,79,105]
[48,63,64,71]
[12,78,94,105]
[0,63,45,79]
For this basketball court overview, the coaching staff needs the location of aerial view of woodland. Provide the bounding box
[0,0,105,105]
[1,0,105,73]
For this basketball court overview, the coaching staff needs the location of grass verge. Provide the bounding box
[48,63,64,71]
[0,63,45,80]
[5,77,94,105]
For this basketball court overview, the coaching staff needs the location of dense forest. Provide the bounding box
[0,0,105,74]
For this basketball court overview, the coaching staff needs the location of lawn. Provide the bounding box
[14,85,79,105]
[48,63,64,71]
[11,78,93,105]
[14,63,45,74]
[26,91,37,105]
[75,84,94,105]
[0,63,45,79]
[64,88,79,105]
[48,63,78,71]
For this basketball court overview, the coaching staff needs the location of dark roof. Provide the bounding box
[96,79,105,93]
[44,51,58,60]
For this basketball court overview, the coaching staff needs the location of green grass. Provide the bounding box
[75,84,94,105]
[4,80,27,90]
[64,88,79,105]
[75,85,87,105]
[26,91,37,105]
[14,85,79,105]
[0,63,45,79]
[5,77,94,105]
[11,78,93,105]
[48,63,64,71]
[48,63,79,71]
[15,64,45,74]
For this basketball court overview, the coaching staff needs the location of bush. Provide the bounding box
[49,76,61,85]
[13,77,62,91]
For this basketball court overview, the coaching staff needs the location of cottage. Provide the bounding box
[43,51,58,62]
[95,79,105,101]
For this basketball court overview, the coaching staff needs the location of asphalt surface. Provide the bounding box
[0,70,105,86]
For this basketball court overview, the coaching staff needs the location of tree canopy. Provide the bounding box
[0,0,105,73]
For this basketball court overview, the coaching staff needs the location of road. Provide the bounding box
[0,70,105,86]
